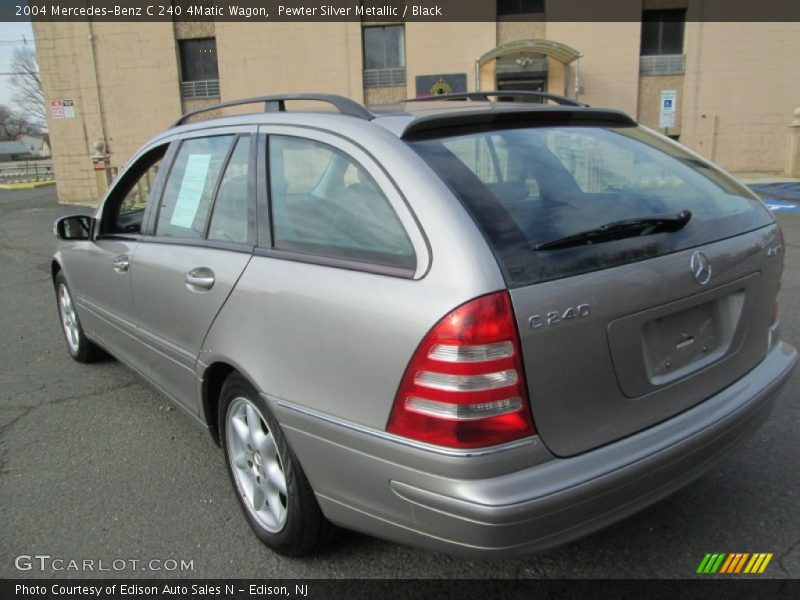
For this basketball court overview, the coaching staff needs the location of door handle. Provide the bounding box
[186,267,215,290]
[113,254,130,273]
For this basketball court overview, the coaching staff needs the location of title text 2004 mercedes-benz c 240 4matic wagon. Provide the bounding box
[52,92,797,556]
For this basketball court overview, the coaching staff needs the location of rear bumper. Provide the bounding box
[274,341,797,556]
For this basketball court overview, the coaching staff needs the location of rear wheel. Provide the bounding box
[54,271,104,363]
[219,373,336,556]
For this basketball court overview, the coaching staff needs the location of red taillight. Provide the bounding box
[387,291,536,448]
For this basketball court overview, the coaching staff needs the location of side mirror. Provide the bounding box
[54,215,94,241]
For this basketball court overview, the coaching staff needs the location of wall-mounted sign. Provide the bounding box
[415,73,467,98]
[51,99,75,120]
[659,90,677,129]
[63,99,75,118]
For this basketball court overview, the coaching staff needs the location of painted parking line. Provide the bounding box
[747,182,800,212]
[762,199,800,212]
[0,180,56,191]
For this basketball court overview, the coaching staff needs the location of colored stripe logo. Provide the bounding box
[696,553,773,574]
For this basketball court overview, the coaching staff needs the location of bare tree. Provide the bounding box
[0,104,40,139]
[9,46,46,125]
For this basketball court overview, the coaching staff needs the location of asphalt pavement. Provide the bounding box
[0,186,798,579]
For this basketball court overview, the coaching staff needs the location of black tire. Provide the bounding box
[218,372,336,556]
[54,271,105,363]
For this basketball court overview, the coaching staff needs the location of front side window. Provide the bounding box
[411,124,772,286]
[268,136,415,269]
[156,136,234,239]
[101,145,166,235]
[641,9,686,55]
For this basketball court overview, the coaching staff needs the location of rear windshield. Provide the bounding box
[409,124,773,286]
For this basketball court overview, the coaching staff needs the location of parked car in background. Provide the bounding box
[52,92,797,556]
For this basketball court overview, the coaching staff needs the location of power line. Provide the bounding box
[0,36,33,46]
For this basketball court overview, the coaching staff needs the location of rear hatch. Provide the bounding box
[409,116,781,456]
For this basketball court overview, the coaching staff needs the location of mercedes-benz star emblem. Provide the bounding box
[690,251,712,285]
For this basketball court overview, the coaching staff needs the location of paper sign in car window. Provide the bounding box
[170,154,212,228]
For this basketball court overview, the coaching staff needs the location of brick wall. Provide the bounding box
[405,23,496,97]
[638,74,685,135]
[33,14,800,207]
[34,21,182,204]
[215,22,364,103]
[680,21,800,172]
[547,21,642,117]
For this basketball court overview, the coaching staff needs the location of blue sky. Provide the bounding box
[0,20,35,107]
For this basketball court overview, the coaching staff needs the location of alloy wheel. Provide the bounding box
[226,397,288,532]
[58,283,80,353]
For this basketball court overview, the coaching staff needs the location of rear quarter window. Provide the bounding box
[268,135,416,270]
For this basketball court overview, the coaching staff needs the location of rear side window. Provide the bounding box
[410,125,772,286]
[208,136,251,244]
[268,136,415,269]
[156,136,233,239]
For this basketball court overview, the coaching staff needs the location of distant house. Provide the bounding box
[0,140,31,162]
[14,134,50,157]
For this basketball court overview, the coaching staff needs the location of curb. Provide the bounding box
[0,180,56,190]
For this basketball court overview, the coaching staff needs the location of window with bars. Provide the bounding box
[178,38,220,98]
[363,25,406,87]
[641,9,686,56]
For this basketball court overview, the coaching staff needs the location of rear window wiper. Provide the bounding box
[534,209,692,251]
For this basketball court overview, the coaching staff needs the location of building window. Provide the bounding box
[363,25,406,87]
[641,9,686,56]
[497,0,545,16]
[640,9,686,75]
[178,38,220,99]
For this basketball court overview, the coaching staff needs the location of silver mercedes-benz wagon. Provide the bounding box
[52,92,797,556]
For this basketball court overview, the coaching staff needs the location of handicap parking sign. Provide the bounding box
[659,90,677,128]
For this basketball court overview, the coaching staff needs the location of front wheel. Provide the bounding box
[54,271,104,363]
[219,373,336,556]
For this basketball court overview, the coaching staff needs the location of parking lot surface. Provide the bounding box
[1,186,797,578]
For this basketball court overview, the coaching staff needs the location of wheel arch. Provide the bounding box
[51,259,62,282]
[200,360,264,446]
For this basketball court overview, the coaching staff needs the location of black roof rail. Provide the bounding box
[170,93,373,128]
[408,91,587,107]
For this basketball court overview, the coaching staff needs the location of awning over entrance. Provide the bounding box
[477,39,582,67]
[476,38,583,96]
